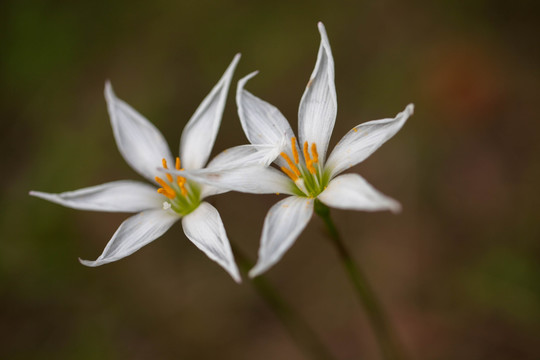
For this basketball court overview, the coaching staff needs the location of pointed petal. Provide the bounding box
[163,165,295,195]
[298,22,337,163]
[180,54,241,170]
[182,202,241,282]
[105,82,173,183]
[318,173,401,213]
[199,184,228,199]
[79,209,179,267]
[249,196,314,277]
[325,104,414,178]
[207,144,280,169]
[237,72,295,167]
[29,180,163,213]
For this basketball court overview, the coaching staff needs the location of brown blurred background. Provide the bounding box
[1,0,539,359]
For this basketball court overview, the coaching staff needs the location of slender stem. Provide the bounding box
[232,243,337,360]
[314,200,406,360]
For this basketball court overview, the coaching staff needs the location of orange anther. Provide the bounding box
[157,188,175,199]
[281,166,299,181]
[161,158,173,182]
[280,152,301,177]
[291,137,299,164]
[303,141,311,163]
[306,160,316,174]
[175,157,181,170]
[155,177,176,198]
[177,176,186,189]
[311,143,319,163]
[179,181,188,196]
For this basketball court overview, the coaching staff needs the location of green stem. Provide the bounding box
[232,243,337,360]
[314,200,406,360]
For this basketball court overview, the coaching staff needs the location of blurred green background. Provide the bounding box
[1,0,539,359]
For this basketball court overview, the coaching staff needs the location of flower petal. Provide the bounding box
[181,202,241,283]
[105,82,173,183]
[207,144,280,169]
[237,71,295,167]
[326,104,414,179]
[317,173,401,213]
[79,209,179,267]
[163,166,295,195]
[249,196,314,277]
[180,54,241,170]
[199,184,228,200]
[29,180,163,213]
[298,22,337,163]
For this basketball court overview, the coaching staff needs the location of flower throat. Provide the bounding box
[280,137,329,197]
[155,157,200,215]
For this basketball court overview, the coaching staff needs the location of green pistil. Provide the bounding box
[297,164,329,198]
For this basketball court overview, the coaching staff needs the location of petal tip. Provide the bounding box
[231,271,243,284]
[104,80,113,95]
[405,103,415,115]
[248,261,269,278]
[389,200,402,214]
[239,71,259,86]
[248,268,261,279]
[78,257,98,267]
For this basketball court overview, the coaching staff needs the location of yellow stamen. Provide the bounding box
[280,152,301,177]
[306,159,316,174]
[291,137,299,164]
[177,176,185,186]
[303,141,311,163]
[161,158,173,182]
[174,157,187,195]
[155,176,176,198]
[179,182,188,196]
[158,188,175,199]
[311,143,319,163]
[281,166,299,181]
[303,142,316,174]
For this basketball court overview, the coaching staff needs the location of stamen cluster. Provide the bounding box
[156,157,200,215]
[280,137,328,198]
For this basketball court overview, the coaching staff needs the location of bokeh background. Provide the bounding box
[2,0,539,359]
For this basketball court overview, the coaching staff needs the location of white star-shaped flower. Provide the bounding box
[30,54,242,282]
[167,23,414,277]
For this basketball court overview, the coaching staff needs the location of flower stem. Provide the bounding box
[231,243,337,360]
[314,200,406,360]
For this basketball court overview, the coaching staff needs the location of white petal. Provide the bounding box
[182,202,241,283]
[105,82,173,183]
[29,180,163,213]
[249,196,314,277]
[237,72,295,167]
[207,144,280,169]
[180,54,241,170]
[326,104,414,179]
[163,166,296,195]
[298,22,337,164]
[317,173,401,213]
[79,209,179,267]
[199,184,228,199]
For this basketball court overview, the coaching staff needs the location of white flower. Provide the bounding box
[30,54,242,283]
[167,23,414,277]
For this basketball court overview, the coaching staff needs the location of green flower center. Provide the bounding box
[279,137,330,198]
[155,157,200,216]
